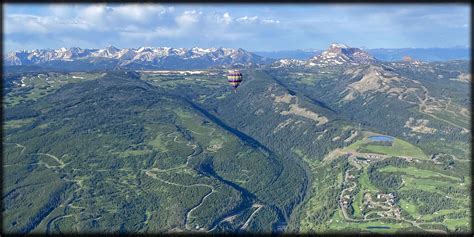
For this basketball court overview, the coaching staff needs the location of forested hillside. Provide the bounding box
[3,58,471,234]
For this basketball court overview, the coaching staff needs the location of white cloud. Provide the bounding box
[118,9,203,40]
[5,14,55,34]
[262,19,280,24]
[82,4,108,25]
[222,12,232,25]
[111,4,168,24]
[6,4,467,51]
[235,16,280,25]
[5,5,272,41]
[176,10,202,27]
[154,27,182,38]
[236,16,258,23]
[134,10,203,38]
[4,13,96,35]
[236,16,280,25]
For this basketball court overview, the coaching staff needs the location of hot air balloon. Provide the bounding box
[227,70,243,92]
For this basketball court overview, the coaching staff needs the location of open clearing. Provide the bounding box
[342,134,428,160]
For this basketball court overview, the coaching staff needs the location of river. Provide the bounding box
[197,162,287,233]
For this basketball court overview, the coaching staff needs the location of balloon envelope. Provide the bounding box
[227,70,243,89]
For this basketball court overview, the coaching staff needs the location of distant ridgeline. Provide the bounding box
[256,47,470,62]
[3,46,274,71]
[4,45,470,72]
[367,47,470,62]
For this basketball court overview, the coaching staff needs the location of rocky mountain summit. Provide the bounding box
[272,43,377,68]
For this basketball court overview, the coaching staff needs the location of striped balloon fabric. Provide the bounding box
[227,70,243,90]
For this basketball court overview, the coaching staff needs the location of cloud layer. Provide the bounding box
[4,4,470,52]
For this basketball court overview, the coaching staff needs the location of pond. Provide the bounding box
[366,226,391,229]
[368,135,394,142]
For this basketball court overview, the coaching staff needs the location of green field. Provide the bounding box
[327,209,410,233]
[400,200,421,219]
[343,139,365,151]
[444,217,470,231]
[352,190,363,218]
[421,209,462,221]
[363,138,428,159]
[343,135,428,160]
[359,167,378,191]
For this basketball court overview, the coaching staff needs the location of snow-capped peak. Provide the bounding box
[330,43,349,49]
[105,45,120,53]
[3,46,271,68]
[137,47,154,53]
[308,43,376,66]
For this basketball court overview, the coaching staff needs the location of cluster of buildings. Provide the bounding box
[351,154,382,164]
[341,194,352,207]
[363,192,401,219]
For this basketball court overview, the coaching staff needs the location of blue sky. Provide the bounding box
[3,4,470,52]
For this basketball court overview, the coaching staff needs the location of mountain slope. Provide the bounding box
[265,59,470,158]
[3,72,294,233]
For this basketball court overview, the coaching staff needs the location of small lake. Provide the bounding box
[368,135,394,142]
[366,226,391,229]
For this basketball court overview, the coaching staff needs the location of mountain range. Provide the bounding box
[3,46,272,70]
[4,44,470,72]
